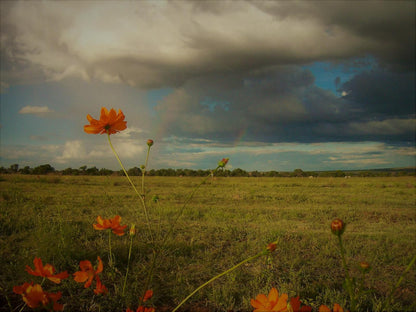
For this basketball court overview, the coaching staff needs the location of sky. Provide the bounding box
[0,0,415,172]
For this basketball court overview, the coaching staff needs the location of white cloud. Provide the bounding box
[55,140,86,163]
[18,105,53,115]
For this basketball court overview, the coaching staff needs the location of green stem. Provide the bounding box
[337,235,356,311]
[108,231,113,267]
[161,167,220,248]
[172,251,265,312]
[382,254,416,310]
[107,134,154,242]
[140,168,221,306]
[122,235,134,296]
[138,250,158,307]
[141,146,151,198]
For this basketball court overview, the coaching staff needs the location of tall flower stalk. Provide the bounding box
[172,241,278,312]
[106,133,154,242]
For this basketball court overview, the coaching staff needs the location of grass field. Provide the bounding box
[1,174,415,311]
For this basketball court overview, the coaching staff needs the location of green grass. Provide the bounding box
[1,175,415,311]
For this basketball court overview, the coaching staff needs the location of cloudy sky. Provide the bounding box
[1,0,415,172]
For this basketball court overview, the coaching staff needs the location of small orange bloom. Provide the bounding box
[267,242,277,252]
[25,257,69,284]
[126,307,155,312]
[251,287,288,312]
[142,289,153,302]
[289,296,312,312]
[330,218,345,236]
[73,256,104,288]
[93,215,127,236]
[319,303,345,312]
[13,282,63,311]
[84,107,127,135]
[147,139,154,147]
[94,276,108,295]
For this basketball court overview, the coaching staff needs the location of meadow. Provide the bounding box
[1,174,415,311]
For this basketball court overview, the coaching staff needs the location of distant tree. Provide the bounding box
[231,168,248,177]
[334,170,346,177]
[33,164,55,175]
[86,166,99,175]
[19,166,32,174]
[127,167,141,176]
[292,168,307,177]
[10,164,19,173]
[62,168,76,175]
[99,168,113,176]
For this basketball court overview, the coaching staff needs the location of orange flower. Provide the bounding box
[319,303,345,312]
[94,276,108,295]
[126,307,155,312]
[25,257,69,284]
[267,242,277,252]
[93,215,127,236]
[147,139,154,147]
[330,218,345,236]
[289,296,312,312]
[13,282,63,311]
[251,287,288,312]
[84,107,127,135]
[73,256,104,288]
[141,289,153,302]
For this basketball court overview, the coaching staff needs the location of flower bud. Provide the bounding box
[147,139,154,147]
[218,157,229,168]
[129,224,136,236]
[359,261,371,273]
[267,242,277,252]
[331,218,345,236]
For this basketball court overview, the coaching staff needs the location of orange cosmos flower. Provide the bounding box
[13,282,63,311]
[289,296,312,312]
[94,275,108,295]
[73,256,104,289]
[126,307,155,312]
[25,257,69,284]
[251,287,288,312]
[319,303,346,312]
[93,215,127,236]
[142,289,153,302]
[84,107,127,135]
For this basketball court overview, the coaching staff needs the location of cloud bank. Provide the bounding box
[0,0,414,170]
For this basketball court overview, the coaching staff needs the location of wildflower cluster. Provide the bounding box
[12,107,415,311]
[250,287,348,312]
[73,256,107,294]
[14,258,68,311]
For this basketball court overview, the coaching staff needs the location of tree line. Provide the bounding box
[1,164,414,177]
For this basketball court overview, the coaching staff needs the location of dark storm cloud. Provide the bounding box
[340,70,415,117]
[1,0,414,88]
[1,0,414,147]
[251,0,416,70]
[155,66,415,144]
